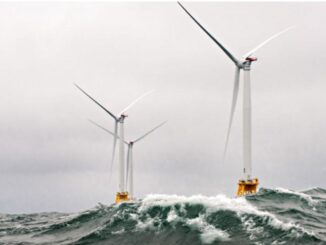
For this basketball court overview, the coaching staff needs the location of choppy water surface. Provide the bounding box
[1,187,326,244]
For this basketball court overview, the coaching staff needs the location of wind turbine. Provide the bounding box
[178,2,294,196]
[89,120,167,200]
[75,84,154,202]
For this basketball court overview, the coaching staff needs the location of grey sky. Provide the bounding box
[0,2,325,213]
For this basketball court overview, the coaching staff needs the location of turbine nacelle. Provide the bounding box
[237,57,257,69]
[118,113,128,123]
[245,57,258,62]
[241,57,257,70]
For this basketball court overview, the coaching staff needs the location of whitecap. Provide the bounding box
[275,187,318,206]
[139,193,314,238]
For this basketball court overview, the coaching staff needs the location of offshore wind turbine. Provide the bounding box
[178,2,294,196]
[89,120,167,200]
[75,84,154,202]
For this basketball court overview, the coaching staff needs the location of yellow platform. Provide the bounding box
[115,192,130,203]
[236,178,259,197]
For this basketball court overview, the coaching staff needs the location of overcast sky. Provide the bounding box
[0,2,325,213]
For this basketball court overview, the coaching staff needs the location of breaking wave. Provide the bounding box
[1,187,326,244]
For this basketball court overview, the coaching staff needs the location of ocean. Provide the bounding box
[1,187,326,244]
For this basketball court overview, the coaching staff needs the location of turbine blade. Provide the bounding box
[118,90,155,116]
[88,119,129,144]
[133,121,167,143]
[74,83,117,120]
[178,2,240,66]
[223,67,241,161]
[242,26,295,59]
[88,119,115,136]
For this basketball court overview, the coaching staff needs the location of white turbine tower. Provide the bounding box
[178,2,294,196]
[75,84,154,202]
[89,120,167,200]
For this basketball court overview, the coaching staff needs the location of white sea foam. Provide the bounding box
[200,226,229,244]
[111,228,125,234]
[242,216,264,241]
[271,241,287,245]
[166,209,180,223]
[135,215,158,231]
[275,187,318,207]
[186,215,229,244]
[140,194,252,215]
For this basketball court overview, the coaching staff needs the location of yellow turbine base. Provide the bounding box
[236,178,259,197]
[115,192,129,204]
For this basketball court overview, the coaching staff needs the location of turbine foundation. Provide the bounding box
[236,178,259,197]
[115,192,129,203]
